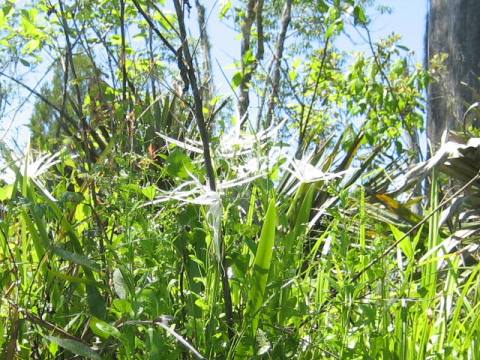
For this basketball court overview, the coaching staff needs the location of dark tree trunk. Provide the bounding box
[427,0,480,148]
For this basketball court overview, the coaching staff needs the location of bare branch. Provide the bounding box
[264,0,292,128]
[238,0,257,125]
[131,0,190,92]
[194,0,214,104]
[172,0,235,340]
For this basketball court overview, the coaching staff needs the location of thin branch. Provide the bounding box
[6,299,87,343]
[87,24,137,98]
[194,0,214,104]
[120,0,127,104]
[264,0,292,128]
[172,1,216,191]
[0,70,82,146]
[238,0,257,125]
[0,64,53,142]
[173,0,235,340]
[362,25,423,162]
[297,35,330,154]
[58,0,83,115]
[256,0,265,62]
[57,0,107,153]
[131,0,190,92]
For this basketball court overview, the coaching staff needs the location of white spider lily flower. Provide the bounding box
[219,172,266,190]
[156,132,203,154]
[0,148,62,201]
[218,119,287,158]
[1,151,60,184]
[288,157,357,184]
[205,191,223,262]
[235,156,275,180]
[321,236,333,256]
[145,171,263,261]
[218,131,254,157]
[145,184,223,261]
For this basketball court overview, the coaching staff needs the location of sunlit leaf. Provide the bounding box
[46,336,101,360]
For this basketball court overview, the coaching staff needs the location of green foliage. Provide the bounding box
[0,0,478,359]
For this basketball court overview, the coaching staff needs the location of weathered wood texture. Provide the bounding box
[427,0,480,146]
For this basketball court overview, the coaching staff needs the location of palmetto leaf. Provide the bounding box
[391,137,480,195]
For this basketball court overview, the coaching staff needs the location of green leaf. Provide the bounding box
[220,0,232,18]
[20,12,37,36]
[0,9,7,29]
[166,149,194,179]
[86,284,107,319]
[23,38,41,54]
[245,197,276,336]
[389,224,414,260]
[113,268,128,299]
[325,23,336,38]
[51,245,100,272]
[391,59,406,77]
[142,185,157,201]
[90,317,122,339]
[317,0,328,12]
[45,336,101,360]
[232,71,243,88]
[353,5,367,25]
[112,298,133,315]
[110,34,121,46]
[0,184,13,201]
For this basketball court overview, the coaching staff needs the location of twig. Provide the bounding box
[0,70,83,145]
[238,0,257,125]
[6,299,87,343]
[194,0,215,104]
[120,0,127,104]
[131,0,190,92]
[264,0,292,128]
[119,318,206,359]
[297,35,330,152]
[172,0,235,340]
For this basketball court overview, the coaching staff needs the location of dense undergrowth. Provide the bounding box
[1,0,480,359]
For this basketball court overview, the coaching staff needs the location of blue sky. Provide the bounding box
[1,0,427,148]
[369,0,427,62]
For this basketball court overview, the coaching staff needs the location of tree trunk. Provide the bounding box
[427,0,480,148]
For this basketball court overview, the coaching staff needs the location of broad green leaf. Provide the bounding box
[0,184,13,201]
[232,71,243,88]
[112,299,133,315]
[51,245,100,272]
[220,0,232,18]
[166,149,194,179]
[46,336,101,360]
[86,284,107,319]
[142,185,157,201]
[353,5,367,25]
[113,268,128,299]
[389,223,414,260]
[245,197,276,336]
[90,317,122,339]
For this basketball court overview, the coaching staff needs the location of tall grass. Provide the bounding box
[1,136,480,358]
